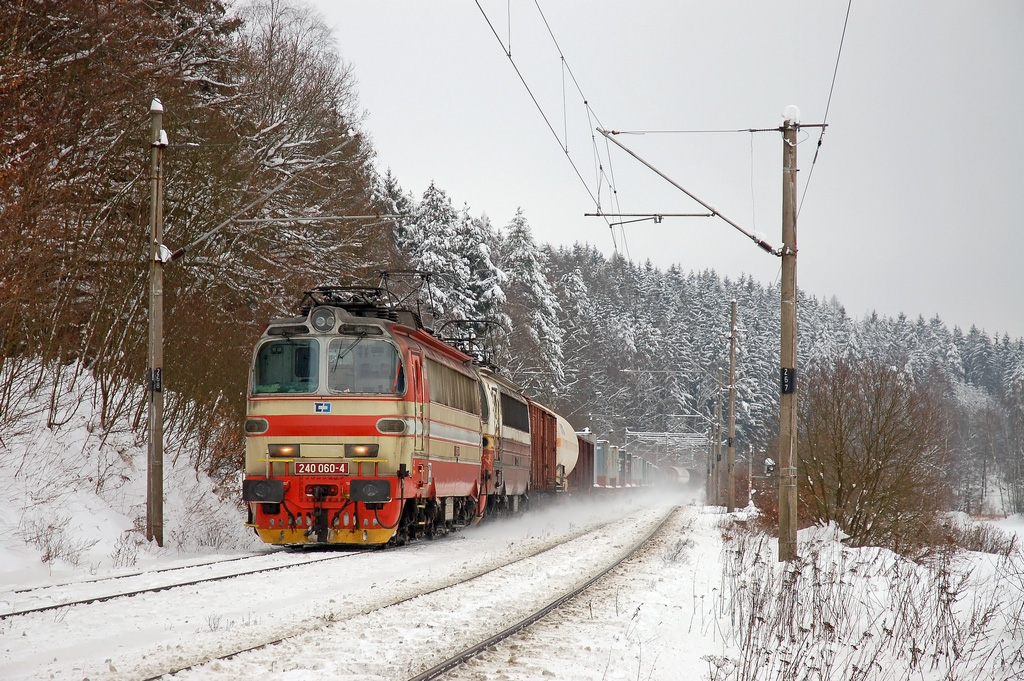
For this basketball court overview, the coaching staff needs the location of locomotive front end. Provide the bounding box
[242,301,414,546]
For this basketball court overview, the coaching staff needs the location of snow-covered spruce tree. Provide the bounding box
[1003,340,1024,512]
[801,295,853,371]
[550,259,601,426]
[375,168,419,268]
[455,208,507,325]
[412,183,475,321]
[494,209,564,400]
[728,275,780,445]
[544,243,626,434]
[960,326,998,390]
[616,260,671,433]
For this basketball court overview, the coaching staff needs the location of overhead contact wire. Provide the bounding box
[533,0,624,247]
[534,0,632,254]
[799,0,852,216]
[474,0,601,210]
[478,1,647,258]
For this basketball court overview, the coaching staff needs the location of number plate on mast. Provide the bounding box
[294,461,349,475]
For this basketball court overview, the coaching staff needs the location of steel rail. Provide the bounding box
[0,549,373,620]
[139,514,629,680]
[406,506,679,681]
[11,549,285,594]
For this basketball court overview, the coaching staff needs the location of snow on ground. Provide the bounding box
[0,490,686,681]
[442,511,1024,681]
[3,490,1022,681]
[0,364,259,592]
[1,368,1023,680]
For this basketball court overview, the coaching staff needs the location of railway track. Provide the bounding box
[406,505,680,681]
[149,503,681,681]
[138,510,632,679]
[11,549,283,593]
[2,497,683,681]
[0,547,373,620]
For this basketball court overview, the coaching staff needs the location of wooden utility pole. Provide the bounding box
[747,447,753,506]
[705,425,714,503]
[147,98,167,546]
[778,109,799,561]
[138,114,356,546]
[715,368,724,505]
[727,300,737,512]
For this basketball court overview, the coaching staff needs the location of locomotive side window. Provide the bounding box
[425,359,481,415]
[499,392,530,433]
[328,338,404,394]
[253,339,320,394]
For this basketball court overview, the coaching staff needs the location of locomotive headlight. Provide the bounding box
[245,418,269,434]
[376,418,407,434]
[268,443,300,458]
[310,307,335,332]
[344,444,379,458]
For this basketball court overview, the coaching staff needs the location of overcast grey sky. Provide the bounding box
[312,1,1024,339]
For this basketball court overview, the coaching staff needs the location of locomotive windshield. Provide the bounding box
[252,339,320,394]
[328,337,404,394]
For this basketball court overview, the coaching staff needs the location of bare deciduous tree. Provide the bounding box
[799,358,954,557]
[0,0,388,476]
[0,0,242,433]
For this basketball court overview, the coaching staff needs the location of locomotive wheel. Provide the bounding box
[387,501,416,547]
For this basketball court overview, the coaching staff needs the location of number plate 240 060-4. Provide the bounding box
[294,461,349,475]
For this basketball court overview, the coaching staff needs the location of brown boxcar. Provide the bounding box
[529,402,559,493]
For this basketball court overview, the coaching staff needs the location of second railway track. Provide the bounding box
[406,504,682,681]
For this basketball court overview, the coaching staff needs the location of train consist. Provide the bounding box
[241,283,657,547]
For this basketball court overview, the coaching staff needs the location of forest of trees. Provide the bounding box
[1,0,390,470]
[2,1,1023,553]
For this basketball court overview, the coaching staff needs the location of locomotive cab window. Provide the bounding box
[328,338,404,394]
[253,339,320,394]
